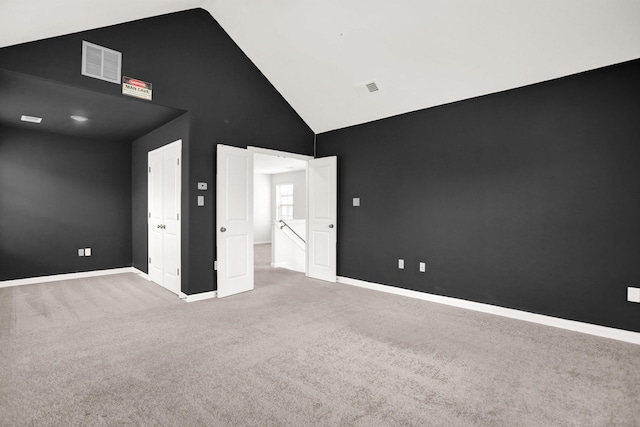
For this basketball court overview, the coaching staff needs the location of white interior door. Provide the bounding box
[217,144,254,298]
[307,156,337,282]
[148,140,181,295]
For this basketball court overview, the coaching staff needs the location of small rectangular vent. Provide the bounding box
[354,80,381,97]
[82,41,122,84]
[365,82,379,93]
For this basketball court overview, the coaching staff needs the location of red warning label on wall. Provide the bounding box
[122,76,152,101]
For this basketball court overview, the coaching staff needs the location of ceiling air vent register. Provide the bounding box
[365,82,379,93]
[354,80,381,97]
[81,41,122,84]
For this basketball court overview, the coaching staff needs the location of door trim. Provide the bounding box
[247,146,313,162]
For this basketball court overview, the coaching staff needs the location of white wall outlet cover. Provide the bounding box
[197,195,205,206]
[353,198,360,207]
[419,262,426,272]
[628,287,640,303]
[85,248,91,257]
[398,259,404,269]
[198,182,207,190]
[78,249,85,256]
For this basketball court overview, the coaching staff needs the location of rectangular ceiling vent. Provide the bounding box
[81,40,122,84]
[365,81,379,93]
[355,80,381,97]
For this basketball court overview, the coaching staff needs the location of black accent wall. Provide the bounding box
[317,59,640,333]
[0,126,132,280]
[0,9,314,292]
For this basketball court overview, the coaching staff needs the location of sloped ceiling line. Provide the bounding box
[2,0,640,133]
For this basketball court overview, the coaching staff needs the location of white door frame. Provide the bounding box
[247,146,313,163]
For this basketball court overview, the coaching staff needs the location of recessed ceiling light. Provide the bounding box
[21,115,42,123]
[70,115,89,122]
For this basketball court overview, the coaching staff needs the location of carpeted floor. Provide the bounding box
[1,244,639,426]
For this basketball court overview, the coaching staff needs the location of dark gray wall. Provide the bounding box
[317,59,640,333]
[0,9,314,293]
[0,126,132,280]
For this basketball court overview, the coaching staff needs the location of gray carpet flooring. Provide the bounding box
[1,243,639,426]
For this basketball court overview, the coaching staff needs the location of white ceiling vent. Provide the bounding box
[355,80,381,97]
[81,41,122,84]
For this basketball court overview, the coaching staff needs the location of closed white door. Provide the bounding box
[148,140,181,295]
[307,156,337,282]
[216,144,254,298]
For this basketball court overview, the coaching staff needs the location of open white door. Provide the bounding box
[216,144,254,298]
[148,140,181,295]
[307,156,337,282]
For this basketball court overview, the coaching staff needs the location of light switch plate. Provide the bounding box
[78,248,85,257]
[398,259,404,269]
[419,262,426,272]
[628,287,640,303]
[197,195,205,206]
[198,182,207,190]
[353,198,360,207]
[85,248,91,257]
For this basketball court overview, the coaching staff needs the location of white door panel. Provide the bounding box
[307,156,337,282]
[148,140,181,295]
[217,144,254,298]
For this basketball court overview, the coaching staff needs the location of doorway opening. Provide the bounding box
[253,152,308,274]
[216,144,336,298]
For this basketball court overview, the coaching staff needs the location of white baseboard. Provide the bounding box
[0,267,137,289]
[270,262,304,273]
[131,268,151,281]
[271,262,288,268]
[337,276,640,346]
[179,291,217,302]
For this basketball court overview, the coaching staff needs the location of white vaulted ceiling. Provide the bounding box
[1,0,639,134]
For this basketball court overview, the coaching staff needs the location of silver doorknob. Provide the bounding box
[329,224,334,228]
[220,227,227,232]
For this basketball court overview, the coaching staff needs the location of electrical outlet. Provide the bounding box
[419,262,426,272]
[398,259,404,269]
[628,287,640,303]
[78,248,85,257]
[353,198,360,207]
[85,248,91,257]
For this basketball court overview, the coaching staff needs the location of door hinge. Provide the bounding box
[214,260,217,271]
[177,213,179,220]
[149,257,151,264]
[148,166,151,173]
[148,212,151,218]
[177,158,180,165]
[177,268,180,276]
